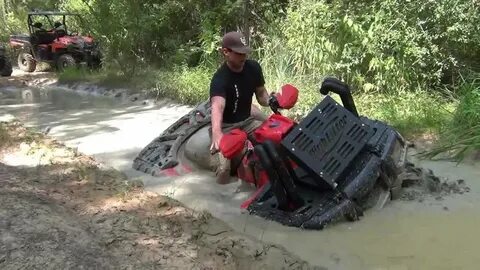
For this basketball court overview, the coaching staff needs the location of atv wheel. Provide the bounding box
[57,54,76,71]
[18,53,36,73]
[0,57,13,77]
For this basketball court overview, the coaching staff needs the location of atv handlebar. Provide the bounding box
[268,84,299,115]
[268,93,281,114]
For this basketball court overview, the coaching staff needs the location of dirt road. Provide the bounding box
[0,120,316,270]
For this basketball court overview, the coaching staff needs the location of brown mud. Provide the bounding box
[0,120,318,270]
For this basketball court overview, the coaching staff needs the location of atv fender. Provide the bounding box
[184,125,219,170]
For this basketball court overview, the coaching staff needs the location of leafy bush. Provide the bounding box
[4,0,479,146]
[260,0,480,94]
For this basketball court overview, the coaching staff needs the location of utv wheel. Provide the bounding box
[57,54,76,71]
[18,53,36,73]
[90,53,103,69]
[0,58,13,77]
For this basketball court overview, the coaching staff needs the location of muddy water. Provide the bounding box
[1,85,480,270]
[157,160,480,270]
[258,159,480,269]
[0,86,192,176]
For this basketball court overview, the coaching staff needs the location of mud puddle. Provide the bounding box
[0,85,192,177]
[1,84,480,270]
[145,158,480,270]
[0,121,313,270]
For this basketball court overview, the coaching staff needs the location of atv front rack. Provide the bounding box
[281,96,375,188]
[246,95,407,229]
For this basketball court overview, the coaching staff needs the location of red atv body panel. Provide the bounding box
[254,114,296,144]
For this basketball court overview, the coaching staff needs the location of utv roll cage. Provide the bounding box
[26,11,84,36]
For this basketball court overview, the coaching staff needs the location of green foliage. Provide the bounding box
[424,75,480,160]
[57,67,88,82]
[57,0,288,74]
[2,0,480,153]
[452,77,480,128]
[355,90,453,137]
[261,0,480,94]
[153,66,212,105]
[260,60,452,138]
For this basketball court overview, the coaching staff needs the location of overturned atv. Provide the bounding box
[133,78,408,230]
[0,45,13,77]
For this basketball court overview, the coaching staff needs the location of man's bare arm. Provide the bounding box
[210,96,225,150]
[251,103,268,122]
[255,86,270,107]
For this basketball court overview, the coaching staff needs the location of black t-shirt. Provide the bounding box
[209,60,265,123]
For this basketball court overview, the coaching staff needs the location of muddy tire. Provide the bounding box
[18,53,36,73]
[89,52,103,70]
[0,57,13,77]
[57,54,76,71]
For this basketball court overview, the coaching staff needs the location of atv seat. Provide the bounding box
[32,30,56,45]
[54,29,67,37]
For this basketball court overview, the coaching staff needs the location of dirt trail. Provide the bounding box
[0,120,318,270]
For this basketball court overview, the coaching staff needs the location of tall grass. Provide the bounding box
[355,90,453,137]
[152,65,211,105]
[423,75,480,160]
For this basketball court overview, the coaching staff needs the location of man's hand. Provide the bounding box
[210,130,224,154]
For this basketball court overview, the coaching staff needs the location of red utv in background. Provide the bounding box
[9,11,102,72]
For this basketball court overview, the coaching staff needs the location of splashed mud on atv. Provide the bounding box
[131,78,456,230]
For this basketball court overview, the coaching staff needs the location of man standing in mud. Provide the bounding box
[209,31,271,184]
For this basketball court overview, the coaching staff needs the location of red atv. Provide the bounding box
[133,78,408,230]
[9,11,102,72]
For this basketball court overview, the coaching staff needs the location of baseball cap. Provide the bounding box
[221,31,251,54]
